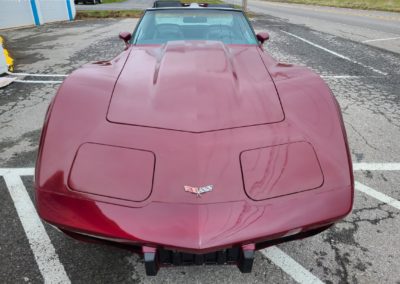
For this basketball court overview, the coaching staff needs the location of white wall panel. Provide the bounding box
[37,0,69,23]
[0,0,35,29]
[0,0,75,30]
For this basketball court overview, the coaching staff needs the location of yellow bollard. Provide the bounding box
[0,36,14,72]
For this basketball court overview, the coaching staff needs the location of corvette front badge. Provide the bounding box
[184,185,213,197]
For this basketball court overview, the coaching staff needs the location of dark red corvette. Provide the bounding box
[35,5,354,275]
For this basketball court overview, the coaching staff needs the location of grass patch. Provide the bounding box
[263,0,400,12]
[76,10,144,19]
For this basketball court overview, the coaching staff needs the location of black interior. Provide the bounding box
[142,24,241,43]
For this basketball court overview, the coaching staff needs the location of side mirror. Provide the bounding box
[256,32,270,44]
[119,32,132,44]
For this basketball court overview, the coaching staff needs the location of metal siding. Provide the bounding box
[0,0,75,29]
[0,0,36,29]
[66,0,73,20]
[69,0,76,18]
[37,0,69,23]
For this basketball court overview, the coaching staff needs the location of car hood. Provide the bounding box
[107,41,284,132]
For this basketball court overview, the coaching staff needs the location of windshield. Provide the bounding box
[132,9,258,45]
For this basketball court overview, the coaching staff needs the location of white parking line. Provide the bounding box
[281,30,388,76]
[355,181,400,210]
[321,75,364,79]
[353,163,400,171]
[7,71,68,77]
[363,37,400,43]
[14,79,63,84]
[0,168,35,176]
[3,174,71,283]
[261,246,324,284]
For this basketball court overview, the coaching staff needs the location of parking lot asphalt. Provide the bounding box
[0,11,400,284]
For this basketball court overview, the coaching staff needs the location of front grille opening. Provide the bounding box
[158,247,241,266]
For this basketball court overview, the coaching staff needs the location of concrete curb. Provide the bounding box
[0,36,14,74]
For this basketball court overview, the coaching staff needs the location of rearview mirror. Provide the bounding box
[119,32,132,44]
[256,32,270,44]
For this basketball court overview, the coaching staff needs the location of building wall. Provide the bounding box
[37,0,76,24]
[0,0,35,29]
[0,0,76,30]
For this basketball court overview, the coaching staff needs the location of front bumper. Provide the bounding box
[36,183,351,252]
